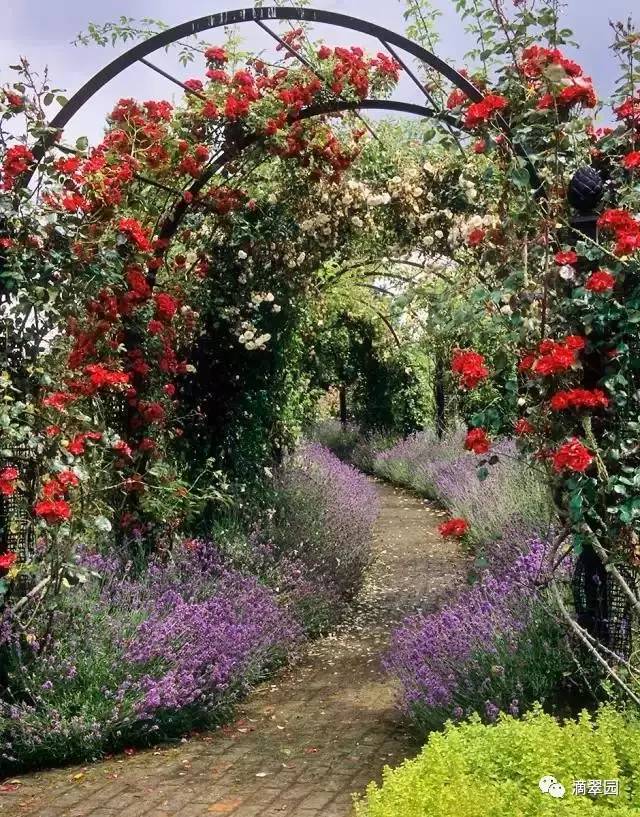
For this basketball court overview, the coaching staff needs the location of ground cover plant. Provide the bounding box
[354,705,640,816]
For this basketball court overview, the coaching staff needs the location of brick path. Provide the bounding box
[0,479,464,817]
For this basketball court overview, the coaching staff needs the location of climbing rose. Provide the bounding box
[623,151,640,170]
[554,250,578,265]
[42,391,74,410]
[451,350,489,389]
[205,46,228,63]
[0,467,19,497]
[438,518,469,538]
[552,438,593,473]
[464,428,491,454]
[57,470,80,488]
[528,336,584,376]
[585,269,615,293]
[514,418,534,435]
[550,388,609,411]
[0,551,17,571]
[118,218,152,253]
[34,499,71,524]
[154,293,179,322]
[464,94,507,128]
[1,144,33,190]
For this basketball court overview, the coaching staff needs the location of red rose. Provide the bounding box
[622,151,640,170]
[205,46,228,64]
[464,427,491,454]
[551,438,593,473]
[467,228,485,247]
[34,499,71,524]
[550,388,608,412]
[554,250,578,265]
[0,466,19,497]
[57,470,80,488]
[0,551,17,571]
[585,269,615,293]
[451,350,489,389]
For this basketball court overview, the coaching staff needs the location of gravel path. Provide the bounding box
[1,478,464,817]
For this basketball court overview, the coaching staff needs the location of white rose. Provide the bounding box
[237,250,248,260]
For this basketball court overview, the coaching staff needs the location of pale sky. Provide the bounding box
[2,1,637,143]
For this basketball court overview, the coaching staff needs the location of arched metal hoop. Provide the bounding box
[46,6,486,139]
[24,5,543,248]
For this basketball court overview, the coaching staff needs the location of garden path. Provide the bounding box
[1,479,464,817]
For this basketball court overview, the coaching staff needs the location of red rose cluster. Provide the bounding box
[1,144,33,191]
[615,94,640,129]
[438,518,469,538]
[464,94,508,128]
[464,427,491,454]
[551,438,593,473]
[549,388,609,412]
[585,269,615,293]
[0,466,19,497]
[520,45,596,110]
[597,209,640,257]
[0,551,17,571]
[451,349,490,389]
[33,470,80,524]
[519,335,585,377]
[623,151,640,170]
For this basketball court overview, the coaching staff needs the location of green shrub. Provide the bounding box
[355,705,640,816]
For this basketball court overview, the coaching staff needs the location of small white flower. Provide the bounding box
[435,229,444,239]
[559,264,575,281]
[272,304,281,313]
[237,249,248,260]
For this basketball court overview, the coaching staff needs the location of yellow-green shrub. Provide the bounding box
[354,706,640,817]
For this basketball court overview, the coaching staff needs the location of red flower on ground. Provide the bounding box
[585,269,615,293]
[0,551,17,571]
[551,438,593,473]
[451,349,490,389]
[464,427,491,454]
[438,518,470,538]
[34,499,72,524]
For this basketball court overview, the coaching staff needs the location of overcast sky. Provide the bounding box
[2,1,637,142]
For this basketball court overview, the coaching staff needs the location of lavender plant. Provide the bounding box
[385,526,576,733]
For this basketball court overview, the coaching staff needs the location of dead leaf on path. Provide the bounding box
[71,773,84,781]
[0,785,19,793]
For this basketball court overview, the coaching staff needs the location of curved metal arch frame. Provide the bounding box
[45,6,487,140]
[24,6,542,277]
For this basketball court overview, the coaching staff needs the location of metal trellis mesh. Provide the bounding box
[0,446,37,561]
[572,548,638,661]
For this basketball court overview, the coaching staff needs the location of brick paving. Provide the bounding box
[0,479,464,817]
